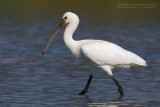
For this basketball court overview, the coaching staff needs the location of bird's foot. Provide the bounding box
[79,89,87,95]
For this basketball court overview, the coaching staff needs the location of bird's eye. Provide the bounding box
[64,17,67,19]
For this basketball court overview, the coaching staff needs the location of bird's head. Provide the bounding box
[62,12,79,24]
[42,12,79,55]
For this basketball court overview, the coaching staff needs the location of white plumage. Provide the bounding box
[42,12,147,97]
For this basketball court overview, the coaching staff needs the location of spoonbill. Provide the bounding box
[42,12,147,97]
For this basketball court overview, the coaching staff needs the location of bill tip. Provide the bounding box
[42,52,45,55]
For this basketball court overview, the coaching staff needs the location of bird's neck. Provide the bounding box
[63,22,80,57]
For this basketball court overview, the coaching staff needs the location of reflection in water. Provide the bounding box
[85,95,92,103]
[85,95,123,103]
[85,95,145,107]
[88,102,145,107]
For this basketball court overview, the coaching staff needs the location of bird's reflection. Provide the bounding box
[114,95,123,101]
[83,95,145,107]
[84,95,123,107]
[84,95,92,103]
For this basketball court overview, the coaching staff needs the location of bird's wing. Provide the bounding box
[81,41,146,66]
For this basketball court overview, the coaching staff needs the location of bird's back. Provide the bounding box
[80,40,146,68]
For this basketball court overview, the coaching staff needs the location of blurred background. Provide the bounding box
[0,0,160,106]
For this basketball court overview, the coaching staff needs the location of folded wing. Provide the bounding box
[81,41,146,67]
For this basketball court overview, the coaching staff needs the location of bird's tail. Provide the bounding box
[135,57,147,67]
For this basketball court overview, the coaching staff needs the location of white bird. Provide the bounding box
[42,12,147,97]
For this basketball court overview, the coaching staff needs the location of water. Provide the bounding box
[0,1,160,107]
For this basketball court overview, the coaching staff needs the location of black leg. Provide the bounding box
[110,75,124,97]
[79,74,93,95]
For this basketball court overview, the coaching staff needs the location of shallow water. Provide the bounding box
[0,1,160,107]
